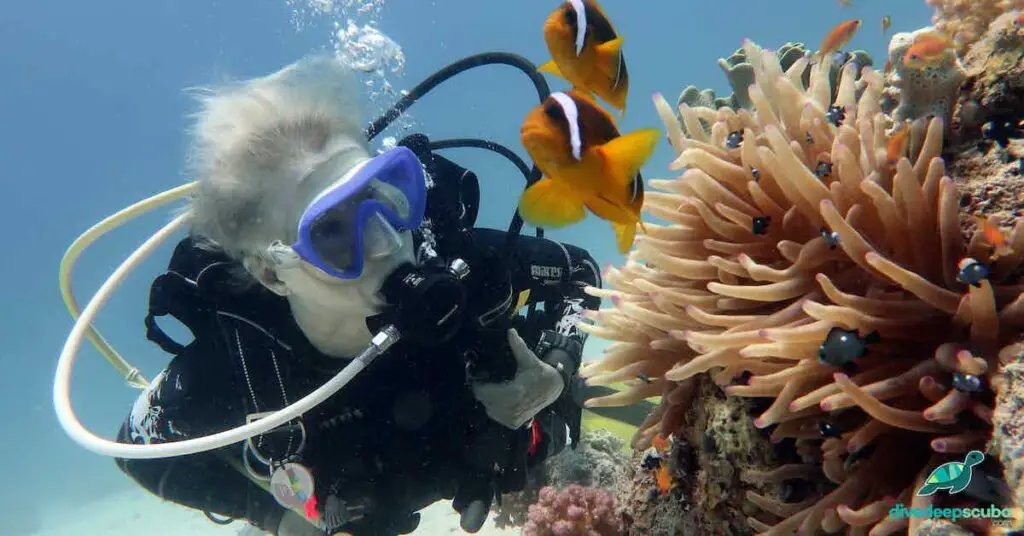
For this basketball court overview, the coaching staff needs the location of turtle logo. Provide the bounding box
[916,450,986,496]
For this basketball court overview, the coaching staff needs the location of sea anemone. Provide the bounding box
[579,38,1016,535]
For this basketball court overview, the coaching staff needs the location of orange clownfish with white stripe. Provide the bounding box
[518,90,659,253]
[539,0,629,114]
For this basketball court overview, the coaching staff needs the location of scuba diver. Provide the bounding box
[109,54,601,536]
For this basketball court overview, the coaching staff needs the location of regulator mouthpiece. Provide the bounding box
[372,259,470,345]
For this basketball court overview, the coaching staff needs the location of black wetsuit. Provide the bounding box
[113,169,602,535]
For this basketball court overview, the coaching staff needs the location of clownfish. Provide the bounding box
[518,90,660,253]
[539,0,629,114]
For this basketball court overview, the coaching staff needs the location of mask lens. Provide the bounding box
[307,181,408,274]
[364,212,403,259]
[308,205,359,273]
[369,179,411,221]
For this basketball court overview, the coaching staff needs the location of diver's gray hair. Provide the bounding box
[183,55,370,280]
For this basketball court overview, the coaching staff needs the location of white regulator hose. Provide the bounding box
[54,185,399,459]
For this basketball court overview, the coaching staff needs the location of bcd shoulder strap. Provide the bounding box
[144,237,235,355]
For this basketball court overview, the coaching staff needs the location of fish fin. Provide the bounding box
[611,221,637,253]
[538,60,566,80]
[863,330,881,344]
[599,128,661,190]
[594,36,627,96]
[595,36,624,62]
[518,177,587,228]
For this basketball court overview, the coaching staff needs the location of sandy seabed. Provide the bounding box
[21,488,521,536]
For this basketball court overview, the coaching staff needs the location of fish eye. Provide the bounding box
[562,4,576,26]
[544,102,563,120]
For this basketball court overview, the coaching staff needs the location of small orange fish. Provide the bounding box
[652,434,671,452]
[903,32,954,69]
[885,122,911,164]
[656,464,673,495]
[519,90,659,253]
[976,217,1014,259]
[539,0,629,114]
[816,19,862,61]
[1013,9,1024,28]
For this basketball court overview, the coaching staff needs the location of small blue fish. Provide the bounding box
[819,420,842,438]
[957,257,989,288]
[815,161,833,179]
[952,372,984,393]
[826,105,846,126]
[726,130,743,149]
[640,451,661,470]
[752,215,771,235]
[818,327,881,371]
[821,227,841,249]
[750,167,761,182]
[636,373,652,384]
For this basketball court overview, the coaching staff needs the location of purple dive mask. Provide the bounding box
[291,146,426,279]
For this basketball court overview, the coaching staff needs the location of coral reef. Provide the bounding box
[493,429,630,529]
[546,429,630,489]
[616,379,787,535]
[954,10,1024,136]
[993,343,1024,519]
[581,32,1021,535]
[677,42,872,135]
[884,27,967,127]
[927,0,1024,54]
[522,485,623,536]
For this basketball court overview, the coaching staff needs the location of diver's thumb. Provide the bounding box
[507,328,540,370]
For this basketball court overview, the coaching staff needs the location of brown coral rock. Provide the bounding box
[618,378,781,536]
[927,0,1024,54]
[955,11,1024,137]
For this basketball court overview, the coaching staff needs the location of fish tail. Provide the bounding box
[863,330,881,344]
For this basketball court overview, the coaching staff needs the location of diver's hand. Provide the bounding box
[470,328,564,430]
[276,510,325,536]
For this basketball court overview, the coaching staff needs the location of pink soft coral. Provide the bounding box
[522,485,622,536]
